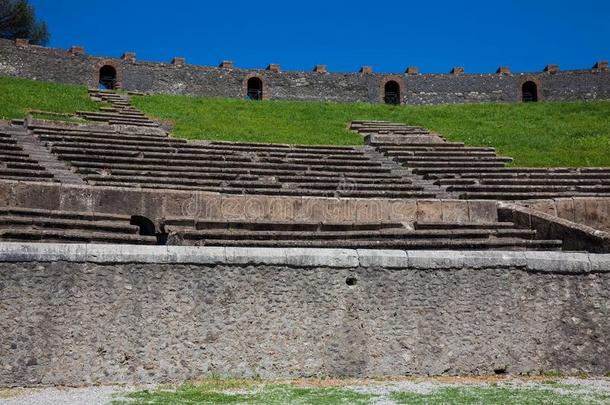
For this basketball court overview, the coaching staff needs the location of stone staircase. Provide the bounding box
[78,89,166,135]
[0,122,58,183]
[353,120,610,200]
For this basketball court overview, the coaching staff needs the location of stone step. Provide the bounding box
[72,161,404,179]
[0,207,132,222]
[0,229,157,245]
[414,221,517,230]
[57,154,393,173]
[0,216,139,234]
[164,218,405,232]
[170,228,537,241]
[459,192,610,200]
[169,237,563,251]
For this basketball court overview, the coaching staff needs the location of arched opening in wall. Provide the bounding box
[384,80,401,105]
[522,81,538,102]
[98,65,117,90]
[246,77,263,100]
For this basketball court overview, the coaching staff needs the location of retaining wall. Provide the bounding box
[0,243,608,385]
[520,198,610,233]
[0,180,498,224]
[1,39,609,104]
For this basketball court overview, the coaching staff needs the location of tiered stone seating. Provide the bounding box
[78,89,160,128]
[356,120,610,200]
[0,126,56,182]
[428,168,610,199]
[162,217,563,250]
[0,207,157,244]
[32,122,435,198]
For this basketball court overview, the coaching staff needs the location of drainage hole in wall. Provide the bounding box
[346,277,358,286]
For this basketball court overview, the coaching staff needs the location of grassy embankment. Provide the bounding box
[133,94,610,167]
[1,76,609,167]
[0,76,100,122]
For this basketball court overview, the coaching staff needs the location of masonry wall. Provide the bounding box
[0,245,609,386]
[1,38,609,104]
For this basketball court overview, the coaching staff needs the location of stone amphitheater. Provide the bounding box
[1,77,610,385]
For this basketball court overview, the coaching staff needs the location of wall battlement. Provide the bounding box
[1,38,609,104]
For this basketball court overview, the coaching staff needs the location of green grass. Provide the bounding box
[390,386,610,405]
[133,94,610,167]
[0,76,100,120]
[2,76,610,167]
[111,378,610,405]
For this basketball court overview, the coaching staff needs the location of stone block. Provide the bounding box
[15,38,29,47]
[593,61,608,71]
[441,200,469,222]
[121,52,136,62]
[555,198,575,222]
[167,246,226,264]
[87,244,167,263]
[407,250,465,269]
[225,247,287,265]
[573,197,588,225]
[544,64,559,74]
[588,254,610,271]
[357,249,408,268]
[266,63,280,73]
[416,200,442,222]
[313,65,327,73]
[359,66,373,74]
[12,182,60,211]
[68,46,85,56]
[461,250,526,269]
[219,60,234,69]
[354,199,388,223]
[284,248,358,268]
[387,200,417,223]
[59,184,95,214]
[0,181,14,207]
[0,242,87,262]
[450,67,464,75]
[171,57,185,66]
[95,186,144,217]
[496,66,511,74]
[468,200,497,222]
[524,251,591,273]
[405,66,419,75]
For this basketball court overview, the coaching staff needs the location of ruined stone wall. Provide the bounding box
[1,38,609,104]
[0,245,608,385]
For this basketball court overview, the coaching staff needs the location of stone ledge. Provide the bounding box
[0,243,609,273]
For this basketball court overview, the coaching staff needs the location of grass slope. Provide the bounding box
[111,377,610,405]
[0,76,100,120]
[133,95,610,167]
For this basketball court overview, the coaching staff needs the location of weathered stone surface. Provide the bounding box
[0,255,608,385]
[1,38,609,105]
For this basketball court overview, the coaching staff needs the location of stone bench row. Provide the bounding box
[0,207,157,245]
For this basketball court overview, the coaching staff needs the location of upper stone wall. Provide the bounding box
[1,38,609,104]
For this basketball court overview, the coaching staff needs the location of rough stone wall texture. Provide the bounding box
[0,260,608,386]
[1,39,609,104]
[0,180,498,225]
[521,198,610,233]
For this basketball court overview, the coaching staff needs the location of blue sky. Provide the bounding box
[31,0,609,74]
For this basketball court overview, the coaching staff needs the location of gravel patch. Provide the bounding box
[0,386,136,405]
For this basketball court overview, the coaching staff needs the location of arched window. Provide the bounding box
[246,77,263,100]
[98,65,117,90]
[522,81,538,102]
[384,80,400,105]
